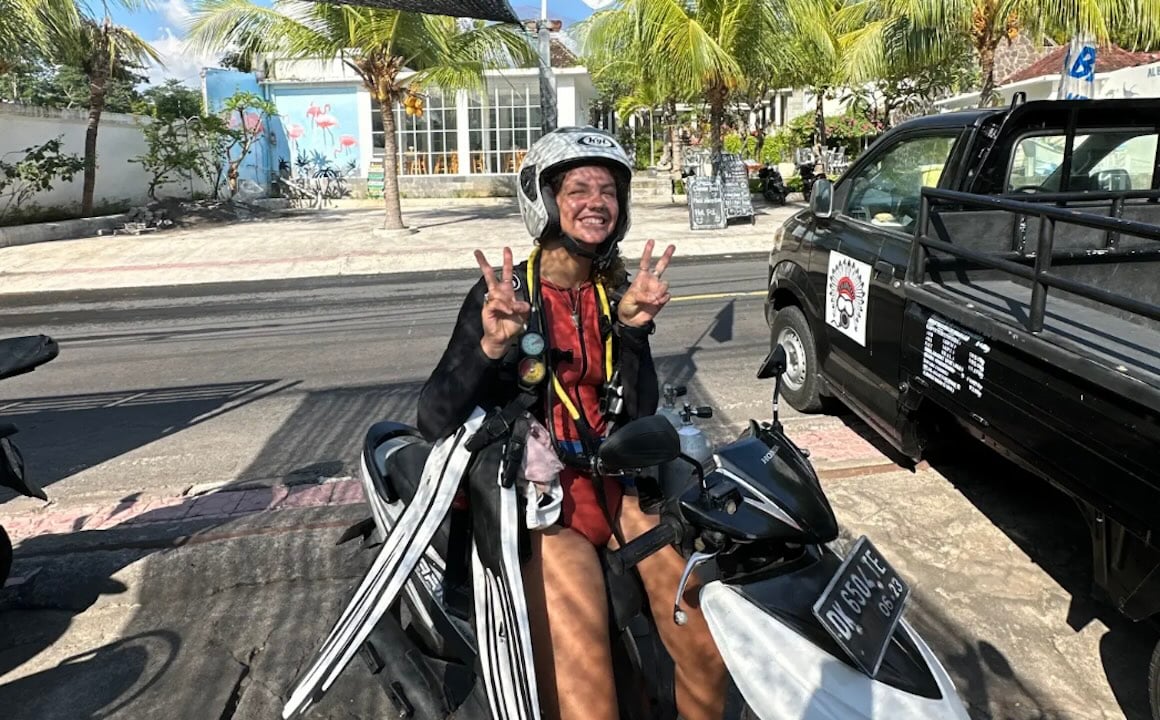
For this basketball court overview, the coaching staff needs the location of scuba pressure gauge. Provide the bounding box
[520,332,546,357]
[518,331,547,386]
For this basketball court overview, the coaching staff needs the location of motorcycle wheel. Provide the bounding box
[762,188,785,205]
[1,524,12,586]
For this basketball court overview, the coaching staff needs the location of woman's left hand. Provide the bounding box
[618,239,675,328]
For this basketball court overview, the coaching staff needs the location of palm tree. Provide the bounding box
[187,2,533,231]
[578,0,781,156]
[0,0,78,86]
[54,8,160,215]
[858,0,1160,107]
[764,0,851,166]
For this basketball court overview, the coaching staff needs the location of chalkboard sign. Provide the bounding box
[716,153,754,220]
[686,176,727,230]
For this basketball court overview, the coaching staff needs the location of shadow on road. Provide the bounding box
[0,380,290,495]
[928,444,1156,720]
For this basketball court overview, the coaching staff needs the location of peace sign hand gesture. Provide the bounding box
[618,239,675,328]
[475,247,531,359]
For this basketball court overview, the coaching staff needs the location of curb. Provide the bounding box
[0,213,131,249]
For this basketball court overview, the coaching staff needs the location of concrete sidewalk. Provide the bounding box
[0,198,799,295]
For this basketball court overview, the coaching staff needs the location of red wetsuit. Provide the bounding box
[540,280,623,546]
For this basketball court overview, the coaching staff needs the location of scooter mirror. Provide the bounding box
[598,415,680,473]
[756,344,788,380]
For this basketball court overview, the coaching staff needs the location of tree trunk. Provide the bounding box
[377,92,405,231]
[813,88,827,172]
[82,66,109,217]
[667,99,682,172]
[977,41,999,108]
[709,84,726,157]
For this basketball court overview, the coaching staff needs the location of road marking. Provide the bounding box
[670,290,765,303]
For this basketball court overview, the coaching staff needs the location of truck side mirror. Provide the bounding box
[810,178,834,219]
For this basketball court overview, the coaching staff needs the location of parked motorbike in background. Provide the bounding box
[798,161,827,202]
[757,164,789,205]
[282,344,970,720]
[0,335,59,585]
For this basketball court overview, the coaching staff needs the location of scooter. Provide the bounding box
[798,162,827,202]
[0,335,59,585]
[284,346,969,719]
[757,164,789,205]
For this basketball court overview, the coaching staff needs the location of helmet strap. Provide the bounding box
[558,232,616,271]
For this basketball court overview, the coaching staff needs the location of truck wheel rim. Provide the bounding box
[776,327,808,392]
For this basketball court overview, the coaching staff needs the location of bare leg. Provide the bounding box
[524,526,618,720]
[615,494,727,720]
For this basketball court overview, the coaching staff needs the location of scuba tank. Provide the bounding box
[658,383,714,469]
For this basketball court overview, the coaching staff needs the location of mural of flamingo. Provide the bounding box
[315,111,339,144]
[286,122,306,154]
[305,102,328,128]
[336,134,358,156]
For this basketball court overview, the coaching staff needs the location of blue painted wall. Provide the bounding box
[270,86,363,179]
[203,69,271,194]
[203,70,365,194]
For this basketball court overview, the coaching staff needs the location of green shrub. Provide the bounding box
[723,132,743,155]
[786,176,804,193]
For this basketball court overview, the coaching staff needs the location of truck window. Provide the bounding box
[844,134,958,233]
[1008,131,1158,192]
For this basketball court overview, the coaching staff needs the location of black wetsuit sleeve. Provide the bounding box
[616,323,659,419]
[417,279,515,441]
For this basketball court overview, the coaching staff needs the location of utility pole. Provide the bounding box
[525,1,559,134]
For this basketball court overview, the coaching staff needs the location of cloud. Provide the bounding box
[143,27,219,87]
[158,0,193,31]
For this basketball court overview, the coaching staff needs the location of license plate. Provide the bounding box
[812,536,910,678]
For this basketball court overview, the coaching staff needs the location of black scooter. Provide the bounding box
[757,164,789,205]
[0,335,59,584]
[282,347,968,720]
[798,162,827,202]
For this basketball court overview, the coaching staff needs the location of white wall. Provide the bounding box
[556,75,577,127]
[0,102,205,214]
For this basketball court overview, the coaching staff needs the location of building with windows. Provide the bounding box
[200,39,599,197]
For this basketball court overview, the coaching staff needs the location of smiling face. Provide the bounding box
[555,165,619,247]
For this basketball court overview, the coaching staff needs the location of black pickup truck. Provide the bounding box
[764,96,1160,713]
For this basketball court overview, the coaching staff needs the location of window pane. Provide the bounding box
[845,134,958,232]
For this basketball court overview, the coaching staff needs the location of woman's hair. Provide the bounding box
[542,169,628,288]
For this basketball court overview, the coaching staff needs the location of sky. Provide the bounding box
[109,0,601,87]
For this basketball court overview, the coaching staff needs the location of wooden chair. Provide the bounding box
[473,153,486,173]
[450,154,460,174]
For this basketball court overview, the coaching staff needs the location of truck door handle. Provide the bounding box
[873,261,896,281]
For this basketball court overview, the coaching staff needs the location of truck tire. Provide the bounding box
[770,305,823,413]
[1151,637,1160,720]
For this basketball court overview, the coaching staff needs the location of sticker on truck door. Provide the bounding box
[825,252,871,346]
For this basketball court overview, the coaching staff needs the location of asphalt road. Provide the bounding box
[0,254,776,503]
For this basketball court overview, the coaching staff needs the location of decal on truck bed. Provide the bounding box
[826,252,870,346]
[921,315,990,399]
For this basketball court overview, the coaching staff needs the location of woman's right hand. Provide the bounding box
[475,247,531,359]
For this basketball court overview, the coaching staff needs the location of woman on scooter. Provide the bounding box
[417,127,727,720]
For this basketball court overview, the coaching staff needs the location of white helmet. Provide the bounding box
[516,126,633,268]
